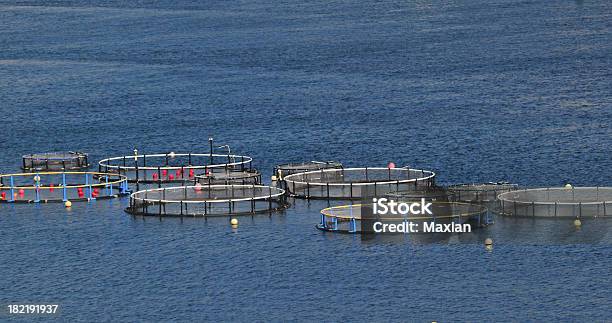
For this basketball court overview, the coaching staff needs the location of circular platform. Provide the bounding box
[98,152,253,183]
[282,167,435,200]
[127,184,288,217]
[0,172,129,203]
[498,187,612,218]
[22,151,89,171]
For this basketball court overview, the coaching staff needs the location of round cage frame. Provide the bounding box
[317,202,488,233]
[282,167,436,200]
[0,172,129,203]
[448,183,518,204]
[194,169,261,185]
[274,161,343,180]
[22,151,89,171]
[498,187,612,218]
[127,184,288,217]
[98,152,253,184]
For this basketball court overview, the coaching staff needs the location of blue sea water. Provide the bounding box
[1,0,611,321]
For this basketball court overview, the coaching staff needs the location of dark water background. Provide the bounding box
[1,0,611,321]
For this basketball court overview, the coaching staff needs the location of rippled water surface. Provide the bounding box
[1,0,611,321]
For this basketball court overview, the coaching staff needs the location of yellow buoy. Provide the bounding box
[565,183,573,189]
[64,200,72,208]
[574,219,581,227]
[230,218,238,226]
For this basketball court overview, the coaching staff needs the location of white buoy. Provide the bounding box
[64,200,72,208]
[484,238,493,246]
[574,219,582,227]
[230,218,238,226]
[169,152,176,158]
[271,175,278,181]
[565,183,573,189]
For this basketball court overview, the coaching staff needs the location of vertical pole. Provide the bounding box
[35,173,40,203]
[9,176,15,202]
[209,137,214,165]
[62,173,67,202]
[134,149,139,191]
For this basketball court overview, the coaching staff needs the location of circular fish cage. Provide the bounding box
[98,152,253,184]
[127,184,288,217]
[0,172,129,203]
[317,202,488,233]
[22,151,89,171]
[385,187,454,202]
[274,161,342,180]
[448,182,518,204]
[498,187,612,218]
[194,169,261,185]
[282,167,435,200]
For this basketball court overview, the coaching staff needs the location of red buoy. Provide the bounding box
[169,174,175,180]
[49,184,55,192]
[78,191,85,198]
[189,169,194,178]
[18,189,25,196]
[1,192,6,200]
[176,169,182,176]
[152,173,159,180]
[162,170,168,176]
[388,162,396,169]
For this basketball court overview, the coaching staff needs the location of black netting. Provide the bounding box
[283,167,435,199]
[127,185,288,217]
[498,187,612,218]
[22,152,89,171]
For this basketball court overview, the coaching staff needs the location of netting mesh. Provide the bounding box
[98,153,253,183]
[195,169,261,185]
[0,172,129,203]
[386,187,454,202]
[448,183,518,204]
[498,187,612,218]
[22,152,89,171]
[274,161,343,179]
[282,167,435,199]
[318,202,488,233]
[127,185,288,217]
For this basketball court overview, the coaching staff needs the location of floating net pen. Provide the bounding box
[22,151,89,171]
[194,169,261,185]
[385,187,454,202]
[98,152,253,184]
[317,202,488,233]
[448,183,518,204]
[273,161,343,180]
[498,187,612,218]
[0,172,129,203]
[282,167,435,200]
[126,185,288,217]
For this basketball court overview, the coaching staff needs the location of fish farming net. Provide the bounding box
[498,187,612,218]
[274,161,342,179]
[22,151,89,171]
[127,185,288,217]
[0,172,129,203]
[195,169,261,185]
[282,167,435,200]
[386,187,454,202]
[448,183,518,206]
[98,152,253,184]
[317,202,488,233]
